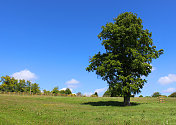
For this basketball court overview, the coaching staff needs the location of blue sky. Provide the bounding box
[0,0,176,96]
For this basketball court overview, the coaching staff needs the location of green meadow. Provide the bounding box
[0,94,176,125]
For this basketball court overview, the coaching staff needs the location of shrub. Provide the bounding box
[68,94,76,97]
[76,92,82,97]
[91,94,98,97]
[91,92,98,97]
[139,95,143,97]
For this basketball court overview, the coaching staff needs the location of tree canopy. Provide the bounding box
[52,86,59,94]
[152,92,161,97]
[65,88,72,95]
[52,87,72,95]
[86,12,163,105]
[103,88,122,97]
[103,89,111,97]
[0,76,72,96]
[0,75,40,94]
[168,92,176,97]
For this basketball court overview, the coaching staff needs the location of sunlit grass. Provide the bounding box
[0,94,176,124]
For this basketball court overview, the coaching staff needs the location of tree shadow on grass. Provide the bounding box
[82,101,140,107]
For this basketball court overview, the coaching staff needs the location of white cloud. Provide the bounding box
[65,79,79,84]
[65,79,80,89]
[163,88,176,93]
[151,67,156,71]
[95,87,107,94]
[11,69,37,81]
[60,88,67,91]
[158,74,176,85]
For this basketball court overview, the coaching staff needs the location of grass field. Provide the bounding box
[0,94,176,125]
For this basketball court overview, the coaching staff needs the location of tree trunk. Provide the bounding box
[124,94,131,106]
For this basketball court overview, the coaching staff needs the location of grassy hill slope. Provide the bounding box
[0,95,176,125]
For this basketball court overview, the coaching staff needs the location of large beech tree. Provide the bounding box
[86,12,163,106]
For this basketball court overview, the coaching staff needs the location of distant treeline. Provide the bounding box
[103,89,176,98]
[43,86,72,95]
[0,75,73,95]
[3,75,175,98]
[0,76,40,94]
